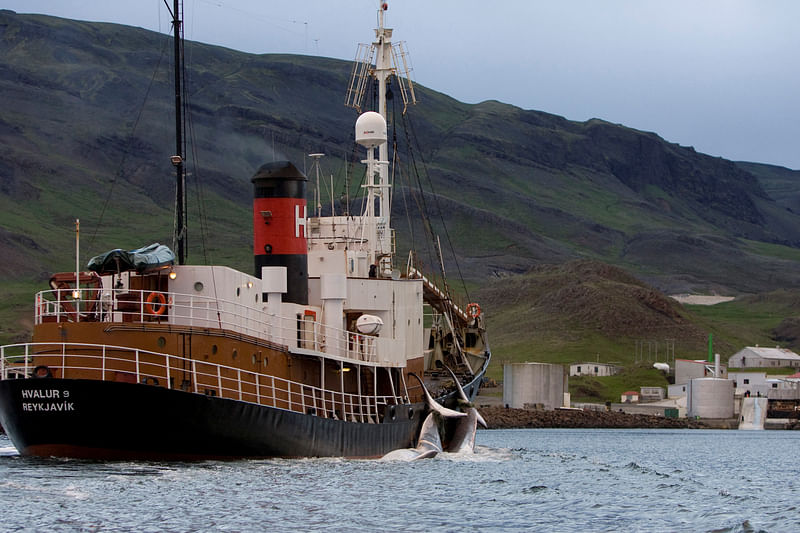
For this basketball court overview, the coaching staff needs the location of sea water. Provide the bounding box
[0,429,797,532]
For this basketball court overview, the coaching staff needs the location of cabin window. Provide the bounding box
[232,349,238,360]
[772,383,778,388]
[212,345,218,355]
[194,282,204,292]
[157,336,166,348]
[251,354,257,366]
[743,379,750,384]
[236,287,241,297]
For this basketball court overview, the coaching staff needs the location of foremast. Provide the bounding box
[344,1,417,277]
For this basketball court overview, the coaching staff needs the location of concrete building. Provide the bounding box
[729,371,800,400]
[639,386,665,402]
[728,346,800,369]
[569,362,621,377]
[503,362,567,410]
[675,358,727,385]
[668,383,688,398]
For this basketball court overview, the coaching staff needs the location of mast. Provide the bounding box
[373,2,392,270]
[170,0,187,264]
[345,1,417,276]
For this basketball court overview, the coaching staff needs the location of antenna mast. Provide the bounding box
[169,0,187,264]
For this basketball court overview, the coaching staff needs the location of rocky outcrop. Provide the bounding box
[478,406,708,429]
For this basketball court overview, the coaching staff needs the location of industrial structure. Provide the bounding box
[503,362,567,410]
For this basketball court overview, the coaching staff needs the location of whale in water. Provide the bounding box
[381,370,486,460]
[441,366,487,454]
[380,411,442,461]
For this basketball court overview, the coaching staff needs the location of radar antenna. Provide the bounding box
[344,1,417,114]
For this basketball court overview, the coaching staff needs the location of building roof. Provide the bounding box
[739,347,800,361]
[570,362,618,367]
[622,391,639,396]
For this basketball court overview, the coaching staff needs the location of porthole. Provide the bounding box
[194,281,204,292]
[232,348,238,360]
[263,356,268,366]
[408,407,414,420]
[251,354,257,365]
[157,336,166,348]
[236,287,241,297]
[212,345,218,355]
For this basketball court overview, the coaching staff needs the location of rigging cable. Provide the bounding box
[401,109,471,304]
[87,32,172,253]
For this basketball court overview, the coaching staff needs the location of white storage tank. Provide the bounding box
[503,362,566,410]
[687,378,734,419]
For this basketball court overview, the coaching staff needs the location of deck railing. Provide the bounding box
[1,343,399,423]
[34,289,382,364]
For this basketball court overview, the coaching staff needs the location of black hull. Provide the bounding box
[0,356,488,460]
[0,379,423,460]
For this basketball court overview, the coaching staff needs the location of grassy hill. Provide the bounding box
[2,11,800,387]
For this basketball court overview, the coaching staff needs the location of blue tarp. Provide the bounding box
[87,243,175,274]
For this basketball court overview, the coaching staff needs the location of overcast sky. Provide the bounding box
[5,0,800,169]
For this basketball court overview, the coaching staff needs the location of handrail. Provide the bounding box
[34,288,385,365]
[0,342,400,422]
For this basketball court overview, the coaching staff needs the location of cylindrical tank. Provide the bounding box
[252,161,308,305]
[503,362,566,410]
[687,378,734,419]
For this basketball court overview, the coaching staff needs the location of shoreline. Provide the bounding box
[478,406,714,429]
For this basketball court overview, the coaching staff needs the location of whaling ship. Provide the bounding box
[0,1,490,459]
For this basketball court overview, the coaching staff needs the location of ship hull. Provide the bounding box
[0,378,426,460]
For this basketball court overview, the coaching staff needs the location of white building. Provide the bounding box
[640,386,665,402]
[729,371,800,400]
[728,346,800,369]
[675,358,727,385]
[621,391,639,403]
[569,362,621,377]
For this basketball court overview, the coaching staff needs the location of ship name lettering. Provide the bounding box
[21,389,61,399]
[21,402,75,412]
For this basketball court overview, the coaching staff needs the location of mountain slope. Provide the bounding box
[2,10,800,300]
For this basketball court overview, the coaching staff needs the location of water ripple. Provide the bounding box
[1,430,799,532]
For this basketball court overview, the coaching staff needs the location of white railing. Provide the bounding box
[34,289,382,364]
[1,342,400,423]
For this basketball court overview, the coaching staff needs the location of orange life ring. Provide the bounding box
[466,302,481,319]
[145,292,168,315]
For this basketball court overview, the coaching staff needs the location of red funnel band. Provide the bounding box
[253,197,308,256]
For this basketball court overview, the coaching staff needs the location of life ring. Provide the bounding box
[466,302,481,319]
[145,292,168,315]
[32,365,53,379]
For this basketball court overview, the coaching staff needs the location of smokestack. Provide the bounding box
[252,161,308,305]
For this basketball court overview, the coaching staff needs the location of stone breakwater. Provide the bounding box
[478,406,709,429]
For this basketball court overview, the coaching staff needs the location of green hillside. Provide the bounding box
[2,11,800,384]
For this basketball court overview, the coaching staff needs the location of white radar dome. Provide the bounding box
[355,111,387,148]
